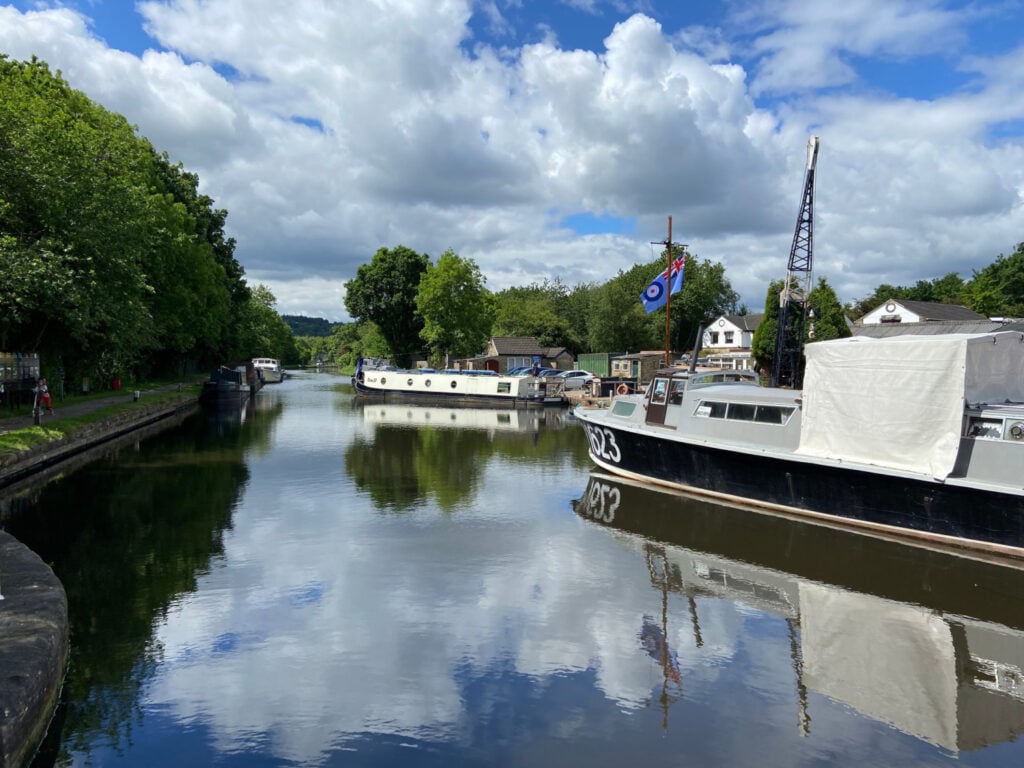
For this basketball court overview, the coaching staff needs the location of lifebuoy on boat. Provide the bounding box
[615,383,630,396]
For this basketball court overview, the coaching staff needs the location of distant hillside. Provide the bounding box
[283,315,335,337]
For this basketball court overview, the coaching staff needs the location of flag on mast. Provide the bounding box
[639,255,686,314]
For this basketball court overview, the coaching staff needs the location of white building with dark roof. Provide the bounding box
[858,299,986,325]
[703,313,764,350]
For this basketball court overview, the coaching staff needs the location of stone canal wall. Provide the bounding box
[0,394,199,766]
[0,397,200,490]
[0,531,68,768]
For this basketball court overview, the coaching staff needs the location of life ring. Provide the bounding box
[615,383,630,396]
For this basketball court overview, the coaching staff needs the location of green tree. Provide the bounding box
[416,250,494,365]
[806,277,851,343]
[235,285,297,362]
[0,56,155,373]
[961,242,1024,317]
[563,282,597,352]
[752,277,849,376]
[586,251,738,357]
[344,245,429,366]
[586,263,658,353]
[492,280,582,353]
[751,280,784,374]
[0,55,243,383]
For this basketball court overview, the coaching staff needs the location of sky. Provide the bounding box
[2,0,1023,322]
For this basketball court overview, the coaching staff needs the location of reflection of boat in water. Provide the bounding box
[573,473,1024,751]
[575,332,1024,558]
[358,403,570,432]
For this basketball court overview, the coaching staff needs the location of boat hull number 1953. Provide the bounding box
[583,423,621,464]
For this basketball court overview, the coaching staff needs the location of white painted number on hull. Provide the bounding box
[583,423,621,464]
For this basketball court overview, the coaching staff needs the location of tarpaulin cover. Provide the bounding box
[797,332,1024,478]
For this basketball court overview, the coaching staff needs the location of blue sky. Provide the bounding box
[2,0,1023,319]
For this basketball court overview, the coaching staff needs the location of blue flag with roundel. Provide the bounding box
[640,255,685,313]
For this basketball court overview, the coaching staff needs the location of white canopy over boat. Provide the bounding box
[798,331,1024,479]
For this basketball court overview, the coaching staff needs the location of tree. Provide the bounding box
[586,263,659,353]
[1,55,244,382]
[416,250,494,365]
[753,277,849,377]
[751,280,783,374]
[961,242,1024,317]
[235,285,297,362]
[586,251,739,357]
[492,280,582,353]
[344,245,429,366]
[0,56,155,374]
[806,277,851,343]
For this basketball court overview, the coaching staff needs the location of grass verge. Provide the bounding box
[0,386,200,457]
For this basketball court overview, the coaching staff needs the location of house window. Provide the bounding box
[709,332,720,345]
[724,332,734,344]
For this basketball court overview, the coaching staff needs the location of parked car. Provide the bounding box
[557,370,597,390]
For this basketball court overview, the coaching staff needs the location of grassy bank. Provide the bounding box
[0,384,202,457]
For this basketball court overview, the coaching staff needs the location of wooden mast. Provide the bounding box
[664,216,672,367]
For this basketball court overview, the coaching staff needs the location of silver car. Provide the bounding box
[557,370,597,390]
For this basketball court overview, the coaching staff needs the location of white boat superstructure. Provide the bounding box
[352,360,564,407]
[252,357,284,384]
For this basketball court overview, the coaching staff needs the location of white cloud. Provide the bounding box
[2,1,1023,321]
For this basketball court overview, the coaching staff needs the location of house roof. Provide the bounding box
[724,313,764,331]
[543,347,572,359]
[612,351,665,360]
[490,336,544,355]
[867,299,986,322]
[851,320,1006,338]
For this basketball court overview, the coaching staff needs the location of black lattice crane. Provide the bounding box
[771,136,820,389]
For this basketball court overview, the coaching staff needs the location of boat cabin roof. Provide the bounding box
[652,367,760,389]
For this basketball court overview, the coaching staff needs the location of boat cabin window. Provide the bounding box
[728,403,756,421]
[695,400,796,425]
[668,379,687,405]
[650,378,669,405]
[754,405,794,424]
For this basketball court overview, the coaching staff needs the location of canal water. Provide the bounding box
[5,372,1024,767]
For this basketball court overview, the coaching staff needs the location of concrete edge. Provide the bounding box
[0,396,199,766]
[0,398,200,492]
[0,531,69,768]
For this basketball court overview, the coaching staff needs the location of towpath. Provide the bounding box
[0,384,186,436]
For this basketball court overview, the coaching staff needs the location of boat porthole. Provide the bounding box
[407,378,413,386]
[425,379,431,387]
[450,381,458,389]
[380,377,386,385]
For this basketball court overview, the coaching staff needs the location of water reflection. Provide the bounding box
[6,377,1024,767]
[573,473,1024,753]
[3,396,285,766]
[345,402,586,511]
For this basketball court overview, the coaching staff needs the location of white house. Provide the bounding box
[858,299,985,325]
[703,313,763,350]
